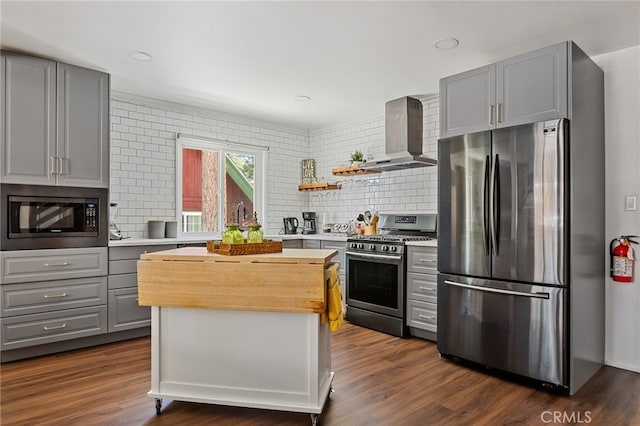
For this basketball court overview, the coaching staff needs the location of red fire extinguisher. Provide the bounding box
[610,236,637,282]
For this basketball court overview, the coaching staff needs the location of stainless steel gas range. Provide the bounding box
[345,213,436,337]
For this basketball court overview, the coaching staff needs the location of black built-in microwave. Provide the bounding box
[1,183,108,250]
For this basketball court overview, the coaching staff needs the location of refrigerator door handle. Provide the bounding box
[443,280,550,299]
[490,154,500,255]
[483,155,490,256]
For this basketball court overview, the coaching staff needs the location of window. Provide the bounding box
[176,134,266,236]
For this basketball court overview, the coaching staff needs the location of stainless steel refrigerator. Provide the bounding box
[437,118,604,394]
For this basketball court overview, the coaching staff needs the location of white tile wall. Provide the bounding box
[308,96,439,227]
[110,92,309,237]
[109,92,438,237]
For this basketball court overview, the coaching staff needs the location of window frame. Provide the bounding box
[175,133,267,238]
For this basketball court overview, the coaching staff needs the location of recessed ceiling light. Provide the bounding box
[432,38,459,50]
[129,51,153,61]
[294,95,312,102]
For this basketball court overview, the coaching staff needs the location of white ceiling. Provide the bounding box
[1,1,639,130]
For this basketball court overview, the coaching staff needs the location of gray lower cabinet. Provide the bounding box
[320,240,346,303]
[108,287,150,332]
[440,42,568,138]
[1,306,107,351]
[281,239,302,249]
[302,239,321,249]
[0,50,109,188]
[0,247,109,354]
[107,244,176,332]
[406,245,437,341]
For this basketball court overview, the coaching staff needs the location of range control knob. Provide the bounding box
[390,246,398,252]
[369,244,376,251]
[381,245,389,252]
[358,243,365,250]
[349,242,358,249]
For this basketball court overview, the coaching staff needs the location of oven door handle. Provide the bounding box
[346,252,403,262]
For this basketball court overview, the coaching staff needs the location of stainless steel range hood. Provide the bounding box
[361,96,437,172]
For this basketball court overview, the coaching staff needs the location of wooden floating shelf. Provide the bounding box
[298,182,340,191]
[332,165,381,176]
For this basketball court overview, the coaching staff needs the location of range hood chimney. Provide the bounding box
[361,96,437,172]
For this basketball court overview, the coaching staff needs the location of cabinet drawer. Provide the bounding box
[108,288,150,332]
[408,247,437,273]
[303,239,321,249]
[108,273,138,290]
[406,300,437,333]
[108,259,139,275]
[282,240,302,249]
[0,247,108,284]
[108,245,177,261]
[407,272,437,303]
[1,306,107,350]
[1,276,107,317]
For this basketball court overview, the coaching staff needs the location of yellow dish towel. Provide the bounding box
[321,263,344,332]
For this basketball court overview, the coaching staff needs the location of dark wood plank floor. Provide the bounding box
[1,322,639,425]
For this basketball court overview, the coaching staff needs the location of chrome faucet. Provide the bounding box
[236,201,247,227]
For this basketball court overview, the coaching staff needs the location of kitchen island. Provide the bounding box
[137,247,337,425]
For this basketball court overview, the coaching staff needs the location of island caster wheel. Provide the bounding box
[310,413,319,426]
[155,398,163,415]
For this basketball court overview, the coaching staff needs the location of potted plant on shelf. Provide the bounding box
[350,150,365,166]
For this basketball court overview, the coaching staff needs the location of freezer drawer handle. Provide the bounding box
[444,280,549,299]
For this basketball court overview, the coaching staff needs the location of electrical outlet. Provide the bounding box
[625,195,637,211]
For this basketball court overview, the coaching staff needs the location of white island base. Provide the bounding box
[148,306,333,423]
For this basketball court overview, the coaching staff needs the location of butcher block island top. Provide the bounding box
[137,247,338,314]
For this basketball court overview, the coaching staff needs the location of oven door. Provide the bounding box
[345,251,404,318]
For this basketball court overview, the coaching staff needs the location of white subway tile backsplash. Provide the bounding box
[110,92,439,237]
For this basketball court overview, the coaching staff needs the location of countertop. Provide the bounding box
[109,233,349,246]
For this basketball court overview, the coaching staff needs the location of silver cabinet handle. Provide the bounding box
[44,262,70,267]
[444,280,549,299]
[43,323,67,331]
[418,314,436,320]
[489,104,495,125]
[58,157,64,175]
[419,287,436,292]
[43,293,67,299]
[50,157,56,175]
[497,103,503,124]
[419,258,436,263]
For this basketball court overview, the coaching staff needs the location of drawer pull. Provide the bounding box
[43,293,68,299]
[418,314,436,320]
[419,259,437,263]
[418,287,436,292]
[43,323,67,331]
[44,262,70,267]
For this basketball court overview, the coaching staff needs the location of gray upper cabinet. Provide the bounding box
[56,63,110,187]
[440,42,568,138]
[1,51,109,187]
[440,64,495,138]
[0,53,57,184]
